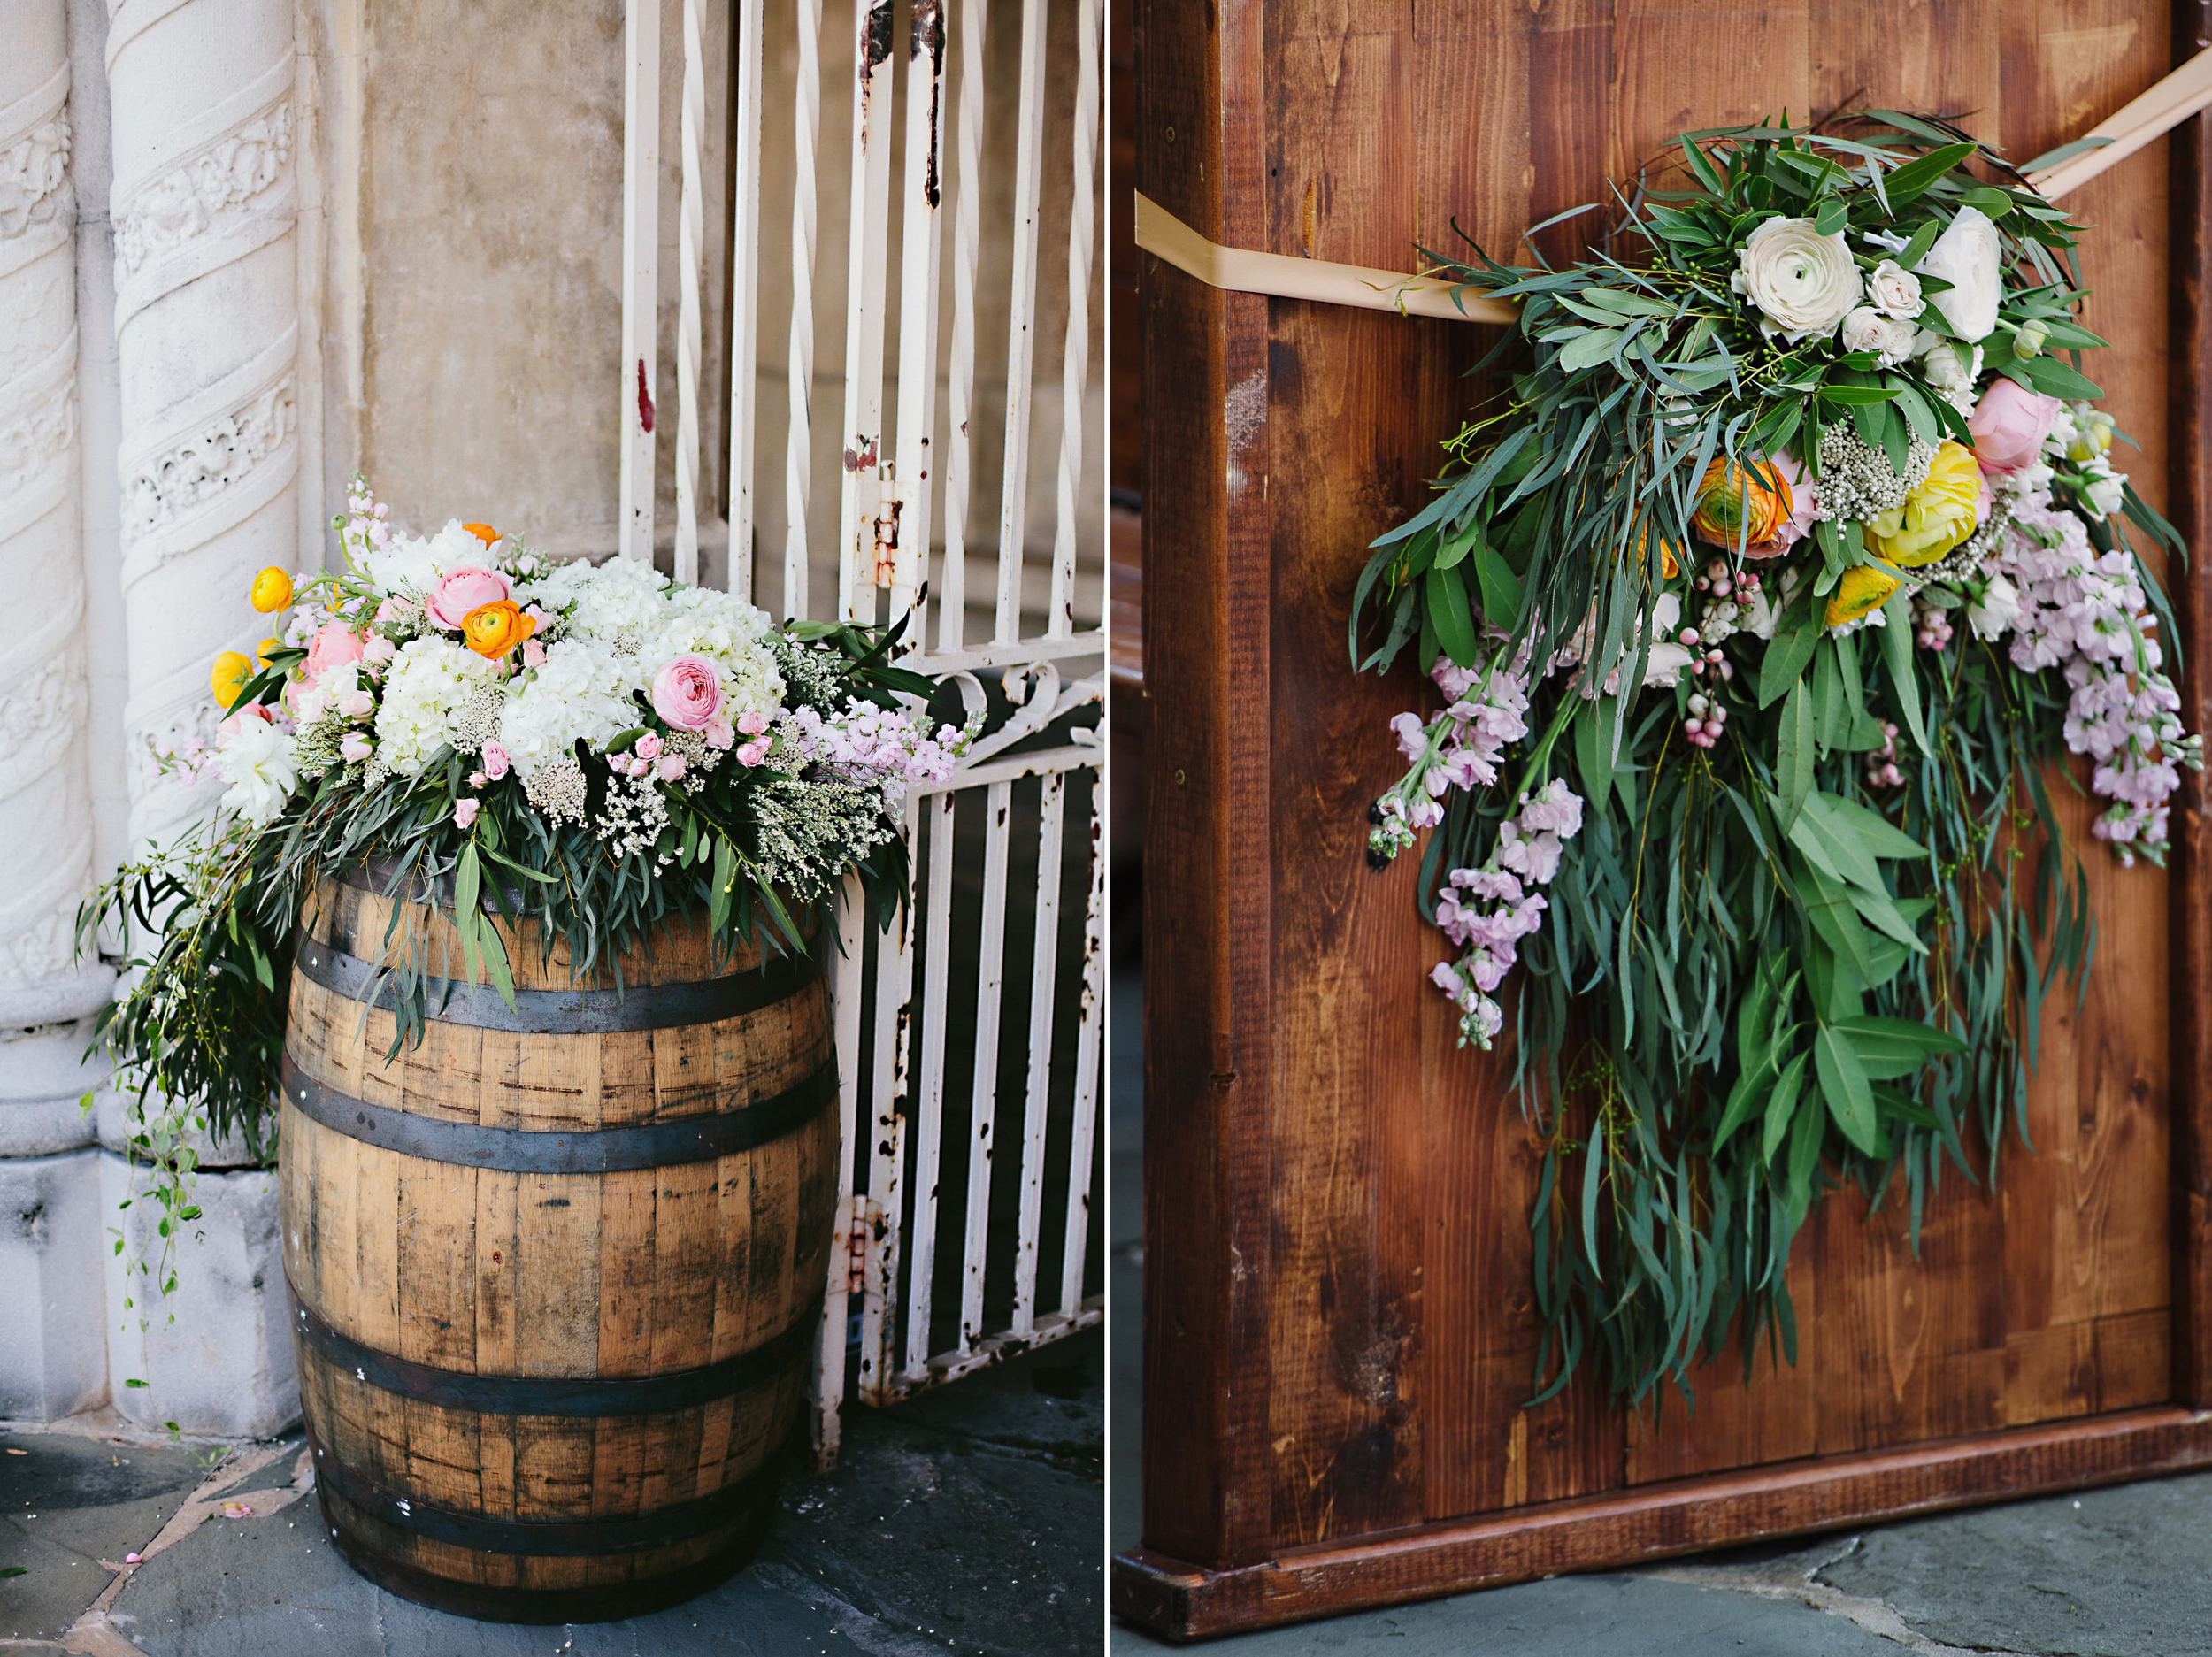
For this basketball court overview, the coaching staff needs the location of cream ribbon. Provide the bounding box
[1136,48,2212,324]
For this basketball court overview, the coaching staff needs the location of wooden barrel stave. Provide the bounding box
[280,873,833,1617]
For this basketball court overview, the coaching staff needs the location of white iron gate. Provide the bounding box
[612,0,1106,1464]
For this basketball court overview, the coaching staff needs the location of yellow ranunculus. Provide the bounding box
[248,565,293,613]
[461,600,534,658]
[211,649,253,708]
[1863,440,1982,568]
[1825,564,1901,630]
[255,636,280,669]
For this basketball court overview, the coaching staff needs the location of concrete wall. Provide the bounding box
[333,0,1104,621]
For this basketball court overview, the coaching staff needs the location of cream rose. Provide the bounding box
[1732,217,1862,341]
[1866,258,1924,320]
[1914,205,2001,343]
[1839,305,1916,366]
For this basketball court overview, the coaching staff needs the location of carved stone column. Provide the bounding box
[102,0,302,1435]
[0,0,111,1422]
[109,0,301,853]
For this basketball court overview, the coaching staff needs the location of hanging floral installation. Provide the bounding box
[81,481,968,1290]
[1350,116,2199,1408]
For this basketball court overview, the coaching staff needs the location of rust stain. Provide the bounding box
[635,358,655,433]
[843,435,879,472]
[912,0,946,207]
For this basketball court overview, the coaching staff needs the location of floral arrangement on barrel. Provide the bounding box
[81,479,966,1283]
[1351,115,2197,1408]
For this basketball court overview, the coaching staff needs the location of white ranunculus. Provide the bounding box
[1914,205,2002,343]
[1967,572,2022,641]
[1866,258,1925,320]
[1732,217,1863,341]
[1922,338,1982,391]
[212,713,298,825]
[1839,305,1917,367]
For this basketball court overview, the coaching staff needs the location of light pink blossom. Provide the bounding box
[305,624,365,680]
[425,566,513,632]
[454,797,480,829]
[650,655,724,730]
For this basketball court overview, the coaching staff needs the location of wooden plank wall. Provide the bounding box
[1141,0,2186,1569]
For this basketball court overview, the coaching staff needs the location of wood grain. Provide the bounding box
[281,876,833,1615]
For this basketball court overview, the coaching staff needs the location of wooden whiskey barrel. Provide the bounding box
[278,865,836,1622]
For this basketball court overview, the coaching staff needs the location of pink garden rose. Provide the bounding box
[304,623,365,680]
[650,654,724,730]
[1968,380,2062,473]
[454,797,480,829]
[424,566,513,632]
[480,741,511,780]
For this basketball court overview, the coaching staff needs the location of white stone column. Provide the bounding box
[109,0,301,852]
[0,0,113,1423]
[103,0,302,1434]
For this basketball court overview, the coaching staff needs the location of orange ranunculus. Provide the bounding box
[461,600,534,658]
[1691,458,1793,549]
[461,521,500,548]
[1632,521,1682,581]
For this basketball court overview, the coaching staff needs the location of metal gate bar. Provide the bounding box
[620,0,1105,1467]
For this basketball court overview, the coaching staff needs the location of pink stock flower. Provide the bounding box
[651,655,724,730]
[425,567,513,632]
[703,717,735,751]
[1968,380,2063,473]
[454,797,480,829]
[304,624,365,680]
[480,741,511,780]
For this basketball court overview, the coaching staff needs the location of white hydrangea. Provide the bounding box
[498,637,640,779]
[373,636,498,775]
[648,587,785,717]
[211,715,298,825]
[526,556,672,654]
[359,519,491,597]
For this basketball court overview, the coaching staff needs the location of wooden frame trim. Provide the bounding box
[2170,0,2212,1409]
[1135,0,1279,1569]
[1116,1408,2212,1641]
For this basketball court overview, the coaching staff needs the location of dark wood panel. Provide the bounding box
[1129,0,2206,1636]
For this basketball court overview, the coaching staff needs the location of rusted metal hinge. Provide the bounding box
[847,1197,883,1294]
[869,462,902,588]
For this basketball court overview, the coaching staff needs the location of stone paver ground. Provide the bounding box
[4,1322,1100,1657]
[1107,966,2212,1656]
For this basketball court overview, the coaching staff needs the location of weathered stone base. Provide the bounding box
[0,1147,109,1421]
[97,1155,298,1438]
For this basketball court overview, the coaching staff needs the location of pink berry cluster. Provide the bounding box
[1913,596,1955,651]
[1864,720,1904,789]
[1682,690,1727,749]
